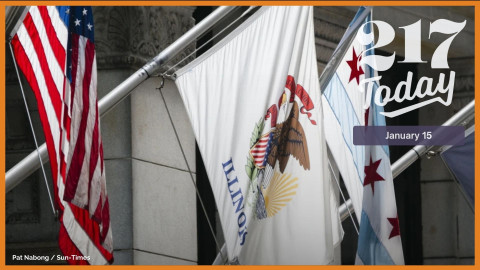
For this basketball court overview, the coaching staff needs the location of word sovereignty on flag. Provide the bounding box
[176,6,342,265]
[11,6,113,265]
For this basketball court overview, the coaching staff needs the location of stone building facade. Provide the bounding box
[5,6,474,265]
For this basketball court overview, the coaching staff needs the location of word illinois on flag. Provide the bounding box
[176,6,342,264]
[11,6,113,264]
[321,7,404,264]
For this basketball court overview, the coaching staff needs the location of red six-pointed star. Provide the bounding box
[387,215,401,239]
[346,47,364,84]
[363,156,384,194]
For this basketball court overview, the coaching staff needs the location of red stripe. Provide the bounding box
[89,104,99,180]
[64,36,95,203]
[100,142,104,174]
[69,203,114,263]
[58,224,90,265]
[11,34,62,211]
[100,198,110,243]
[93,196,102,224]
[64,112,71,141]
[37,6,66,70]
[23,12,63,124]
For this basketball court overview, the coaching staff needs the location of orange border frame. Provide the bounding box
[0,1,478,269]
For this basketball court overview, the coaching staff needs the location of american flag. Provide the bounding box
[11,6,113,264]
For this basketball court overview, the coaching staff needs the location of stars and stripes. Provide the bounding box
[11,6,113,265]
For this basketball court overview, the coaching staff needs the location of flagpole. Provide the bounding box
[6,6,29,40]
[5,6,238,193]
[339,99,475,221]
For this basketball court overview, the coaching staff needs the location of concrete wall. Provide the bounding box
[97,69,134,265]
[417,56,474,264]
[130,78,197,264]
[97,71,198,265]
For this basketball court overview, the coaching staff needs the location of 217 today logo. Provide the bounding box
[354,19,466,117]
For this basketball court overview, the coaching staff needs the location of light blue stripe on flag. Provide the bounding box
[323,72,365,184]
[357,211,395,265]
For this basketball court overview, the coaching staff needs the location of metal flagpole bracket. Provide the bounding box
[426,151,439,159]
[156,75,166,91]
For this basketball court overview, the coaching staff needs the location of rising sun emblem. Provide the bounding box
[261,172,298,217]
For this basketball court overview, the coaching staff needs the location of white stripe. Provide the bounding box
[88,57,102,216]
[63,203,108,265]
[102,220,113,253]
[61,82,70,158]
[17,24,61,164]
[28,7,65,98]
[88,157,102,215]
[46,6,68,50]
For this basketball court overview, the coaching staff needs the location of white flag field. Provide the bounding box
[176,6,342,264]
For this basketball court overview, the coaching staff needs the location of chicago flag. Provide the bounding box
[321,7,404,264]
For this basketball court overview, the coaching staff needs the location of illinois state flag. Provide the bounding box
[11,6,113,264]
[176,6,342,264]
[321,7,404,264]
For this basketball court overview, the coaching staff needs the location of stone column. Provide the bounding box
[92,6,196,265]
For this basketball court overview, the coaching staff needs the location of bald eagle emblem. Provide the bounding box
[266,101,310,173]
[245,75,316,220]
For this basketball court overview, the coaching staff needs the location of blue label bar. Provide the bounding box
[353,126,465,146]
